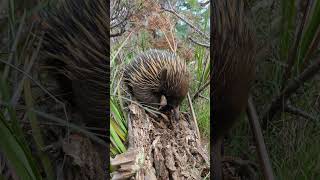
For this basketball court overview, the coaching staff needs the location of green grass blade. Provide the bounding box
[110,122,126,153]
[24,78,55,180]
[0,111,42,180]
[203,58,210,83]
[110,145,118,157]
[111,31,132,66]
[110,138,122,153]
[0,78,35,162]
[111,118,126,141]
[279,0,296,62]
[3,10,26,81]
[110,98,127,134]
[298,0,320,69]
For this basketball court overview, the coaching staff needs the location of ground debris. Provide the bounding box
[111,148,145,180]
[61,133,106,180]
[222,156,258,180]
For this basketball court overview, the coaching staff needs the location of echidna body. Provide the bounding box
[124,49,190,120]
[212,0,256,179]
[41,0,108,129]
[212,0,255,141]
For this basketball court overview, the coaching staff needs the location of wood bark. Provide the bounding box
[111,103,209,179]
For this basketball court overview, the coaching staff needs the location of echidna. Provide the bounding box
[124,49,190,120]
[40,0,110,130]
[211,0,256,179]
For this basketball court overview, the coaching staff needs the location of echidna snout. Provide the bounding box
[124,49,190,120]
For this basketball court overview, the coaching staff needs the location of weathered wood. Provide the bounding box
[111,103,209,179]
[111,148,145,180]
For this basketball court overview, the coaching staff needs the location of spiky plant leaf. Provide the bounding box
[0,112,42,180]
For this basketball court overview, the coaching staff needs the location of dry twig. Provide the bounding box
[192,80,210,101]
[266,59,288,68]
[199,94,209,101]
[199,1,210,7]
[189,37,210,48]
[247,96,275,180]
[262,56,320,128]
[187,92,201,142]
[284,104,317,121]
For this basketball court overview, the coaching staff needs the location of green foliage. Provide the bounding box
[110,32,132,157]
[0,1,55,178]
[110,97,127,156]
[193,89,210,139]
[0,80,42,180]
[280,0,296,61]
[297,0,320,72]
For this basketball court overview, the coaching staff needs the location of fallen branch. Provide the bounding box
[266,59,288,68]
[199,1,210,7]
[192,80,210,101]
[247,96,275,180]
[284,104,318,121]
[199,94,209,101]
[262,56,320,128]
[187,92,201,142]
[189,37,210,48]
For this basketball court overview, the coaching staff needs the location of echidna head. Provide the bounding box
[159,67,189,120]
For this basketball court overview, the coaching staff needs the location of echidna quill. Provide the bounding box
[41,0,108,130]
[124,49,190,120]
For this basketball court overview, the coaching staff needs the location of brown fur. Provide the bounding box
[211,0,256,179]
